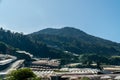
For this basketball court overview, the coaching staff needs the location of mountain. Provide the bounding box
[1,27,120,65]
[32,27,87,38]
[0,28,76,64]
[29,27,120,56]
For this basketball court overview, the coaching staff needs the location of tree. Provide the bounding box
[6,68,39,80]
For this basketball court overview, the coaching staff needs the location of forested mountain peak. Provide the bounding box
[31,27,87,38]
[30,27,120,56]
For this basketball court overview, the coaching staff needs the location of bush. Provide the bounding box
[6,68,40,80]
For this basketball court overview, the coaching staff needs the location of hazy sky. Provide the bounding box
[0,0,120,43]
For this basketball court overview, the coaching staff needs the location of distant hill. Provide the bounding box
[1,27,120,65]
[32,27,88,38]
[0,28,76,63]
[29,27,120,56]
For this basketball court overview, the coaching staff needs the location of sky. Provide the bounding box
[0,0,120,43]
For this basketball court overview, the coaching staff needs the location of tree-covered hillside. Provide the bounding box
[0,41,15,54]
[1,27,120,65]
[29,27,120,56]
[0,28,77,64]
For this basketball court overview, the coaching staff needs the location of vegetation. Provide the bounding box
[0,28,71,57]
[0,27,77,65]
[29,27,120,66]
[0,41,15,54]
[109,56,120,65]
[76,54,120,69]
[6,68,40,80]
[29,27,120,56]
[1,27,120,65]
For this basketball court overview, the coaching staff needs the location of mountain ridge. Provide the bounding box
[31,27,119,44]
[31,27,89,38]
[29,27,120,56]
[1,27,120,65]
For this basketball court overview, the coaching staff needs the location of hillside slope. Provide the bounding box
[0,41,15,54]
[0,28,75,61]
[29,27,120,56]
